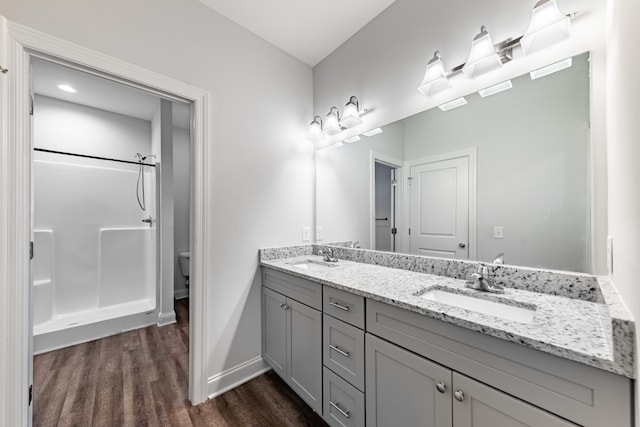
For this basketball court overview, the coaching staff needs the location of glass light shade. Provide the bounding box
[308,116,323,141]
[418,51,451,96]
[340,96,362,128]
[323,107,342,136]
[462,26,502,78]
[521,0,570,55]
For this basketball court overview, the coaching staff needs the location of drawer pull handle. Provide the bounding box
[436,382,446,393]
[454,390,465,402]
[330,401,350,419]
[329,344,350,358]
[329,301,350,311]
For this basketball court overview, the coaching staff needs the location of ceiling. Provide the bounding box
[32,58,191,129]
[197,0,397,67]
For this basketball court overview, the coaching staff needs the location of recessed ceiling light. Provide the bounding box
[343,135,361,144]
[57,84,77,93]
[530,58,572,80]
[438,97,468,111]
[363,128,383,137]
[478,80,513,98]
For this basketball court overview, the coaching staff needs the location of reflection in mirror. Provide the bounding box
[316,52,591,273]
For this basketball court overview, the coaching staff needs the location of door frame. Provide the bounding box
[0,18,211,426]
[403,147,478,259]
[370,151,403,252]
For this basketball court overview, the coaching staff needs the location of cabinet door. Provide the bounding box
[288,298,323,414]
[366,334,452,427]
[452,373,578,427]
[262,287,287,378]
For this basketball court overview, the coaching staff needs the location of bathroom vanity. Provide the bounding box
[260,245,635,427]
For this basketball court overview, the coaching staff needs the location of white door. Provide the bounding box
[409,156,469,259]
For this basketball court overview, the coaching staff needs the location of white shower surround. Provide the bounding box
[32,154,157,354]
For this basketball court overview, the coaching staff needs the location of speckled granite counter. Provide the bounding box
[260,249,636,379]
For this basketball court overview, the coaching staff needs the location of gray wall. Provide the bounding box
[173,126,190,298]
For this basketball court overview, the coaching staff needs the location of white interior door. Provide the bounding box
[409,156,469,259]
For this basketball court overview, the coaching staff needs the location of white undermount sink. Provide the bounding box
[419,289,536,324]
[290,260,338,272]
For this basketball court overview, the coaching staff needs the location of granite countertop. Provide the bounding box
[260,254,635,379]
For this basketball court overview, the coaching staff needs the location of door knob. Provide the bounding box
[458,243,466,248]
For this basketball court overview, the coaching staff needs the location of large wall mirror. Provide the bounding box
[316,52,592,273]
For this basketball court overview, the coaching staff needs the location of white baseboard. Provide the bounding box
[207,356,270,399]
[174,288,189,300]
[157,310,177,326]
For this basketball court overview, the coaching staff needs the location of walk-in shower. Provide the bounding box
[32,149,158,354]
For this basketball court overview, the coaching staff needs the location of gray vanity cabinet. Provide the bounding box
[366,333,453,427]
[452,373,577,427]
[261,270,322,414]
[366,333,577,427]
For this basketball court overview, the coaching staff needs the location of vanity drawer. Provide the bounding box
[323,314,365,391]
[323,286,365,329]
[323,367,365,427]
[262,267,322,310]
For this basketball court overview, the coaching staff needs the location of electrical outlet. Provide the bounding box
[302,227,311,242]
[607,235,614,275]
[493,226,504,239]
[316,226,324,241]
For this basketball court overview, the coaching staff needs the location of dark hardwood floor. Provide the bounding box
[33,299,327,426]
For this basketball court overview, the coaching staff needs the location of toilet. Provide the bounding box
[178,251,190,288]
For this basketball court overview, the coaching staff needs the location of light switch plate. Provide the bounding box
[316,226,324,241]
[302,227,311,242]
[493,226,504,239]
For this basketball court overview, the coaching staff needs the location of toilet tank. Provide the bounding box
[178,251,190,277]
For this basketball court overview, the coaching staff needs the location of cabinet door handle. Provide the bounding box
[329,344,350,358]
[454,390,465,402]
[279,303,289,310]
[329,301,350,311]
[330,401,350,419]
[436,382,447,393]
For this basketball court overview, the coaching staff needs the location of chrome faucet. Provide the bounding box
[492,253,505,264]
[349,241,361,248]
[321,248,338,262]
[465,264,504,294]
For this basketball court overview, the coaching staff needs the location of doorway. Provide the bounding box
[0,22,211,424]
[370,152,403,252]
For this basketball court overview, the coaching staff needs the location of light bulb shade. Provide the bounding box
[521,0,570,54]
[323,107,342,135]
[462,26,503,78]
[418,51,451,96]
[308,116,323,141]
[340,96,362,128]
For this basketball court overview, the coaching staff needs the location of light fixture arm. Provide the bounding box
[447,11,577,77]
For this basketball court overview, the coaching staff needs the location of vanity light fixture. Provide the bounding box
[462,26,503,78]
[417,51,451,96]
[478,80,513,98]
[521,0,571,55]
[438,97,467,111]
[363,128,383,137]
[308,116,324,142]
[57,84,77,93]
[339,96,363,128]
[323,107,342,136]
[530,57,572,80]
[343,135,361,144]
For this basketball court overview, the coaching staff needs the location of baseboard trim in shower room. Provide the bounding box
[158,310,177,327]
[174,288,189,300]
